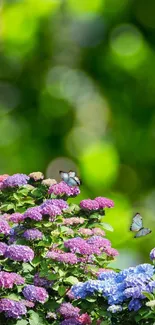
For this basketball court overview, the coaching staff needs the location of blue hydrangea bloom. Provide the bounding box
[128,298,142,311]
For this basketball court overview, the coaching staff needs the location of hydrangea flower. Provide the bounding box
[64,237,100,255]
[42,178,57,187]
[58,302,80,319]
[0,218,11,235]
[94,197,114,209]
[60,318,81,325]
[103,246,119,257]
[87,236,111,248]
[92,228,105,236]
[0,242,8,255]
[0,299,27,318]
[0,174,9,182]
[150,248,155,261]
[5,245,34,262]
[23,207,42,221]
[41,199,68,211]
[22,285,49,304]
[63,217,85,226]
[46,250,78,264]
[80,199,99,211]
[1,173,29,188]
[78,313,92,324]
[107,305,122,313]
[41,204,62,218]
[34,273,53,288]
[23,229,43,241]
[79,228,93,236]
[8,213,24,223]
[48,181,80,197]
[0,271,25,288]
[29,171,44,181]
[128,298,142,311]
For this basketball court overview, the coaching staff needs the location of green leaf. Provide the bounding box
[142,291,154,300]
[64,276,79,285]
[100,222,114,232]
[29,310,47,325]
[22,263,33,273]
[86,297,97,302]
[31,256,41,266]
[43,222,53,228]
[16,320,28,325]
[47,273,59,280]
[4,293,20,301]
[58,285,66,296]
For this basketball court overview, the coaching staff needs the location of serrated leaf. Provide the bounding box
[101,222,114,232]
[29,310,47,325]
[64,276,79,285]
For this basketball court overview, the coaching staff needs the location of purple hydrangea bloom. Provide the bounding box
[46,250,78,264]
[41,199,68,211]
[0,271,25,288]
[23,207,42,221]
[58,302,80,319]
[94,197,114,209]
[34,273,53,288]
[80,199,99,211]
[150,248,155,261]
[22,285,48,304]
[5,245,34,262]
[23,229,43,241]
[87,236,111,248]
[60,318,81,325]
[48,181,80,197]
[0,218,11,235]
[41,204,62,217]
[107,305,122,313]
[0,299,27,318]
[8,213,24,223]
[0,242,8,255]
[103,246,119,257]
[2,173,29,188]
[64,237,100,255]
[21,300,35,308]
[128,298,142,311]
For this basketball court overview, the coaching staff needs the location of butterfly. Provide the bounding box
[130,213,152,238]
[59,170,81,187]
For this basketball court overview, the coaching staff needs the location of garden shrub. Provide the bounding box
[0,172,154,325]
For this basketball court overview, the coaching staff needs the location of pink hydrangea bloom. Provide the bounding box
[94,197,114,208]
[80,199,99,211]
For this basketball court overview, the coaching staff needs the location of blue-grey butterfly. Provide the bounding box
[130,213,151,238]
[59,170,81,187]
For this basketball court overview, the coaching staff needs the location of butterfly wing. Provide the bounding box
[130,213,143,232]
[68,171,76,178]
[134,228,152,238]
[59,171,69,183]
[67,177,79,186]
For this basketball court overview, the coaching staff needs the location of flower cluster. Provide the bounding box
[34,273,53,288]
[23,206,42,221]
[5,244,34,262]
[22,285,49,303]
[71,263,155,312]
[0,299,27,318]
[63,217,85,226]
[0,218,11,235]
[48,181,80,197]
[80,197,114,211]
[1,173,29,189]
[8,212,24,223]
[0,271,25,288]
[0,242,8,255]
[46,250,78,264]
[58,303,91,325]
[23,228,43,241]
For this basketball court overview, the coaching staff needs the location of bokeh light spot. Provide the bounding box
[80,142,119,189]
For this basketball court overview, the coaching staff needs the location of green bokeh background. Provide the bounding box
[1,0,155,268]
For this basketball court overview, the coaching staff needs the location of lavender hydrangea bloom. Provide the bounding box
[2,173,29,188]
[0,242,8,255]
[46,250,78,264]
[58,303,80,319]
[64,237,100,255]
[80,199,99,211]
[22,285,48,304]
[128,298,142,311]
[23,229,43,241]
[150,248,155,261]
[87,236,111,248]
[0,299,27,319]
[8,213,24,223]
[34,273,53,288]
[107,305,122,313]
[48,181,80,197]
[0,271,25,288]
[0,218,11,235]
[95,197,114,209]
[60,318,81,325]
[41,204,62,217]
[23,207,42,221]
[5,245,34,262]
[41,199,68,211]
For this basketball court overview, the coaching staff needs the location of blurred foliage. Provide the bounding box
[1,0,155,266]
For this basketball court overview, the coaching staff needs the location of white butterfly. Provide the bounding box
[59,170,81,187]
[130,212,151,238]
